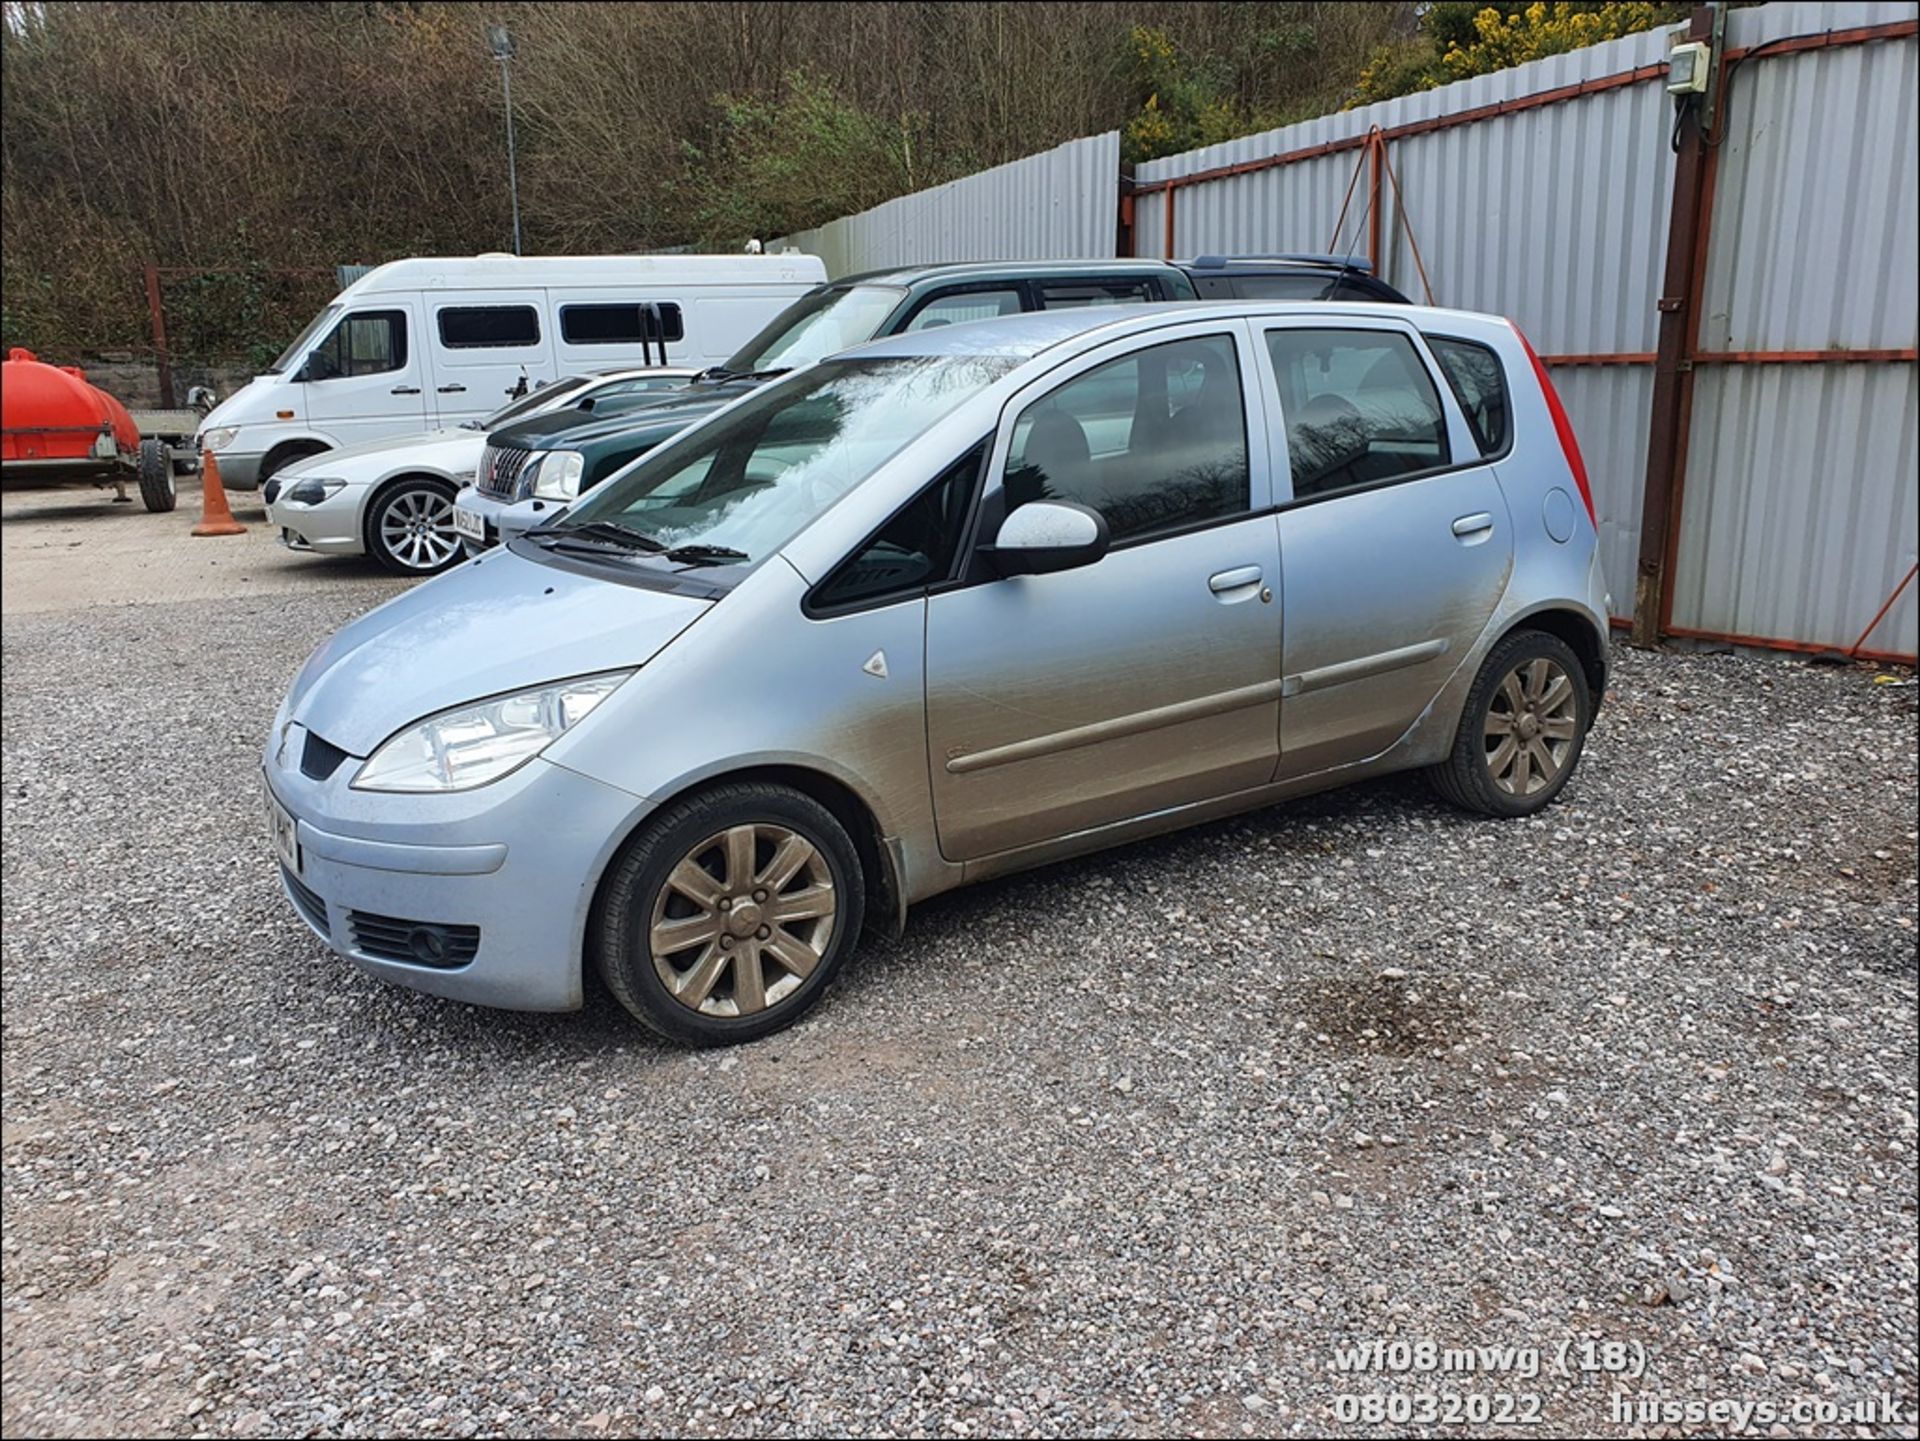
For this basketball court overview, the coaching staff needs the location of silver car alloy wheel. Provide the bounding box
[378,488,461,572]
[648,823,837,1018]
[1484,656,1579,796]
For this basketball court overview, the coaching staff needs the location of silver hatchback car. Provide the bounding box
[266,302,1610,1045]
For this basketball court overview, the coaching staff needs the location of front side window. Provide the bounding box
[1427,335,1510,457]
[559,303,686,346]
[725,285,906,372]
[305,309,406,379]
[549,356,1014,568]
[437,305,540,349]
[1264,327,1450,501]
[813,445,982,611]
[904,289,1023,332]
[1003,334,1249,545]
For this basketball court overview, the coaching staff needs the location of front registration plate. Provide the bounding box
[266,787,301,876]
[452,506,486,543]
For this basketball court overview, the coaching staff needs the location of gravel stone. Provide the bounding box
[3,585,1916,1437]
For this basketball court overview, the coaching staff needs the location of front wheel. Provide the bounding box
[595,783,865,1046]
[364,478,464,576]
[1429,629,1591,817]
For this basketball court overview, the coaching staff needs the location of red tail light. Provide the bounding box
[1509,321,1597,529]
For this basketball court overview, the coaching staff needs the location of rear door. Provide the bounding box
[1256,319,1513,777]
[424,292,555,424]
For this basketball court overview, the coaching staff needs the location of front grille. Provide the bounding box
[348,910,480,970]
[476,443,533,500]
[282,865,328,934]
[301,730,350,781]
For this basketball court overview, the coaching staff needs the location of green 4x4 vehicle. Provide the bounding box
[450,254,1407,549]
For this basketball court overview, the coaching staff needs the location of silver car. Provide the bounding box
[265,302,1610,1046]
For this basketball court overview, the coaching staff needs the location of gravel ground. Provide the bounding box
[2,586,1915,1439]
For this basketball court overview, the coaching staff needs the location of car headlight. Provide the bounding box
[282,477,346,505]
[530,450,586,501]
[352,671,631,793]
[201,427,238,451]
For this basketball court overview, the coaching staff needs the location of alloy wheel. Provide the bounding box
[648,823,837,1018]
[1484,656,1579,797]
[378,488,461,571]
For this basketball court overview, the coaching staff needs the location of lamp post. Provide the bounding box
[486,24,523,256]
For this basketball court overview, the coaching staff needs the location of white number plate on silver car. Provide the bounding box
[266,786,301,875]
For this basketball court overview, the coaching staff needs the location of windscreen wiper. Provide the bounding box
[529,519,665,552]
[664,543,750,566]
[693,366,742,383]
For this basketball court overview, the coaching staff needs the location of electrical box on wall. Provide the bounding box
[1668,41,1712,94]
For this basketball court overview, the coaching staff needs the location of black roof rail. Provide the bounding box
[1189,252,1375,274]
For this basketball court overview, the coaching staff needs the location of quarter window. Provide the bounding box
[1004,334,1249,545]
[437,305,541,349]
[305,310,406,379]
[813,446,983,611]
[1427,335,1510,457]
[559,302,686,346]
[1035,280,1158,308]
[1264,328,1450,501]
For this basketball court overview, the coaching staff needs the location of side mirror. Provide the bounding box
[987,500,1110,577]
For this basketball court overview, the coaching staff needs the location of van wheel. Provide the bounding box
[1429,629,1591,817]
[595,783,865,1047]
[364,477,464,576]
[136,438,177,512]
[258,442,327,489]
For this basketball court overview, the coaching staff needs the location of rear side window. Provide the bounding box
[1035,280,1157,309]
[1230,274,1336,301]
[437,305,540,349]
[1426,335,1510,457]
[559,303,685,346]
[1264,327,1450,501]
[903,289,1023,332]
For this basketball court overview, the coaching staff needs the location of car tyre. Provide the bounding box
[1429,628,1591,818]
[364,477,465,576]
[595,782,865,1047]
[136,437,177,512]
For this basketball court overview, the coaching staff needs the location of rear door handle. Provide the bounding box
[390,385,421,395]
[1451,512,1494,538]
[437,384,467,394]
[1208,565,1263,594]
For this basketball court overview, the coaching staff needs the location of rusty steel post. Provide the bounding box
[1367,132,1384,273]
[1632,3,1725,647]
[144,263,176,410]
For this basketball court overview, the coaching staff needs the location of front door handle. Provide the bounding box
[1451,512,1494,538]
[1208,565,1263,594]
[437,384,467,394]
[390,385,421,395]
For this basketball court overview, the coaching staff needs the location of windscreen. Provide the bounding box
[723,285,906,373]
[265,305,342,374]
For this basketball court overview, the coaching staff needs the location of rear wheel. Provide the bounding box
[136,438,176,512]
[364,477,463,576]
[596,783,864,1046]
[1429,629,1590,817]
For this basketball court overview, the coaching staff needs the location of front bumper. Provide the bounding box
[206,449,264,490]
[454,487,564,554]
[266,482,371,557]
[265,731,652,1011]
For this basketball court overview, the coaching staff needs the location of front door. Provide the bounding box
[423,291,556,425]
[1255,321,1514,776]
[298,303,426,448]
[926,321,1284,861]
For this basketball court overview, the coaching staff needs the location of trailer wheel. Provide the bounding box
[137,438,177,513]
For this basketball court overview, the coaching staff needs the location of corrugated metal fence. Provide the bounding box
[776,133,1119,276]
[778,2,1917,659]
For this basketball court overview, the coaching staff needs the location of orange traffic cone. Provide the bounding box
[192,450,247,536]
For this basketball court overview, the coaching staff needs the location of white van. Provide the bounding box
[193,253,827,490]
